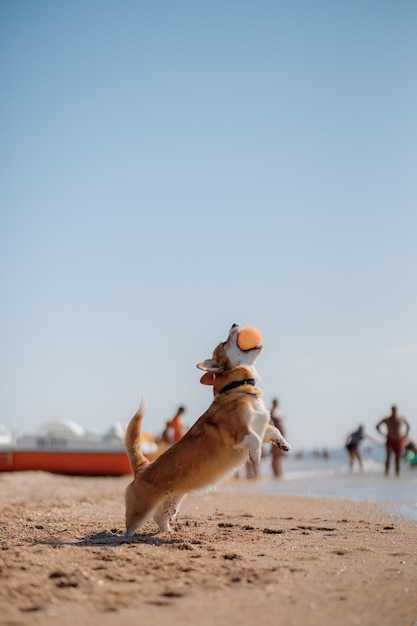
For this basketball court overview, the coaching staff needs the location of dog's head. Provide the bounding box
[196,324,263,388]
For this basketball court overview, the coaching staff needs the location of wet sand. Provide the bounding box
[0,471,416,626]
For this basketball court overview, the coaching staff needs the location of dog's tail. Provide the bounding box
[125,394,151,477]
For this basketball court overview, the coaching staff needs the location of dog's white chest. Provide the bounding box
[249,398,270,437]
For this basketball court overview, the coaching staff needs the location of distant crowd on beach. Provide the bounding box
[155,401,415,480]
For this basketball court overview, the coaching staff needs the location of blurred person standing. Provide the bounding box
[270,398,287,477]
[345,425,367,471]
[376,405,410,476]
[167,405,187,443]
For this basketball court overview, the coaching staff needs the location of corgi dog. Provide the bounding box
[124,324,290,537]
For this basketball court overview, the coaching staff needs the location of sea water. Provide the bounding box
[233,444,417,523]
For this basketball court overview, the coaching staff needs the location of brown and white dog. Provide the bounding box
[124,324,290,537]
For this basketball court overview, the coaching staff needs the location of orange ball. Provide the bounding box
[237,326,263,351]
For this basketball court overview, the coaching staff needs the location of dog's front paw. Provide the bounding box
[274,436,291,452]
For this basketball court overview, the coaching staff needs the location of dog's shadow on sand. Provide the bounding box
[79,530,186,547]
[35,530,186,548]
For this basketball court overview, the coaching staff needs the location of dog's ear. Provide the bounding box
[196,358,222,373]
[196,340,231,373]
[199,372,215,386]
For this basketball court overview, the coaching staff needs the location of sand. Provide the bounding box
[0,471,416,626]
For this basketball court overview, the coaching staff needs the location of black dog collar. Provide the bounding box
[219,379,256,394]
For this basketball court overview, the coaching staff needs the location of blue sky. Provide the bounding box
[1,1,416,450]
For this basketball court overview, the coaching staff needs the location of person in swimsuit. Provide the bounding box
[376,405,410,476]
[270,398,287,477]
[345,425,366,471]
[158,406,187,446]
[167,405,187,443]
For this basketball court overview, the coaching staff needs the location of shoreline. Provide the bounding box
[1,471,416,626]
[228,473,417,524]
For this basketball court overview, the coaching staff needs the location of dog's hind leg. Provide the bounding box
[124,483,162,538]
[154,494,185,532]
[124,512,154,538]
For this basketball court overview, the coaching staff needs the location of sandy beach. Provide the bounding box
[0,471,416,626]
